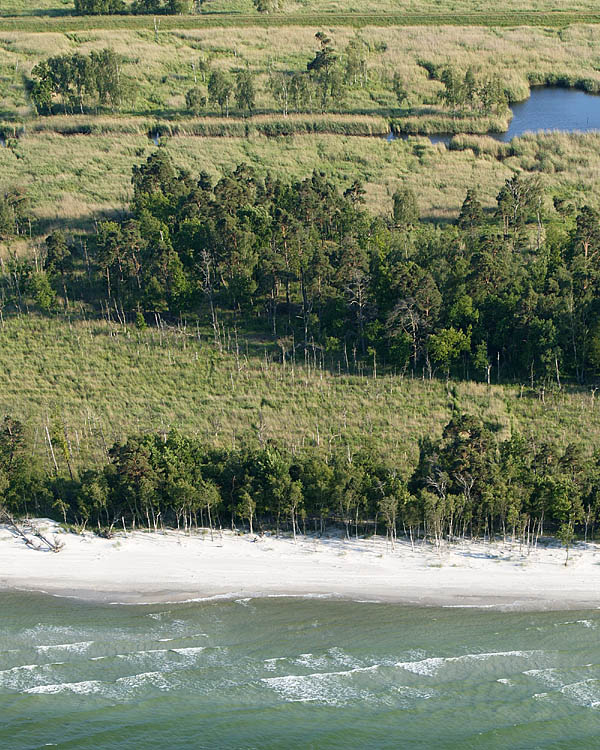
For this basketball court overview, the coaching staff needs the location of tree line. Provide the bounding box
[0,414,598,554]
[74,0,282,12]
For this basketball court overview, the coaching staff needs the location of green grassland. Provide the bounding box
[0,314,597,473]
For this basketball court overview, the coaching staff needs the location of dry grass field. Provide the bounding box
[3,0,600,18]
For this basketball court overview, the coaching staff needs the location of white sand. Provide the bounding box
[2,520,600,610]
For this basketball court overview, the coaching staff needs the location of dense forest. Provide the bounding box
[2,149,600,385]
[0,412,597,550]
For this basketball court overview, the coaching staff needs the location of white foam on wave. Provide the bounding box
[266,593,339,600]
[158,633,208,643]
[397,650,542,677]
[170,647,205,656]
[555,619,596,630]
[560,679,600,709]
[116,648,169,659]
[263,648,361,674]
[523,668,563,688]
[36,641,93,654]
[443,604,500,609]
[115,670,170,691]
[21,624,77,638]
[395,657,445,676]
[262,665,381,705]
[122,592,247,605]
[262,666,436,707]
[111,648,174,670]
[19,669,178,699]
[1,663,48,674]
[0,662,66,692]
[294,653,330,670]
[263,657,287,671]
[328,647,361,668]
[525,668,600,709]
[25,680,104,696]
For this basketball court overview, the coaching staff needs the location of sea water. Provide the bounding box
[1,591,600,748]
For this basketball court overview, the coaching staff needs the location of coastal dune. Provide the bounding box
[2,521,600,610]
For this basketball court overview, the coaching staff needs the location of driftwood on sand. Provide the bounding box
[0,509,64,553]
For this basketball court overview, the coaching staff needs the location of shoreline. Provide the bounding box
[2,521,600,611]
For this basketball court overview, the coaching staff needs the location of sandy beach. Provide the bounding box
[2,520,600,610]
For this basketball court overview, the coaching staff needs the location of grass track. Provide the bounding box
[2,11,600,32]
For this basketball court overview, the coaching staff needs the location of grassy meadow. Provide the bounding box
[2,21,600,236]
[0,314,597,475]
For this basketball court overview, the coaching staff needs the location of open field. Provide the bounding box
[0,314,598,473]
[3,24,600,121]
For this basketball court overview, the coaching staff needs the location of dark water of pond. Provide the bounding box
[387,87,600,146]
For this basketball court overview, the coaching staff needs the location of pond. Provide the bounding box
[388,86,600,146]
[499,86,600,141]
